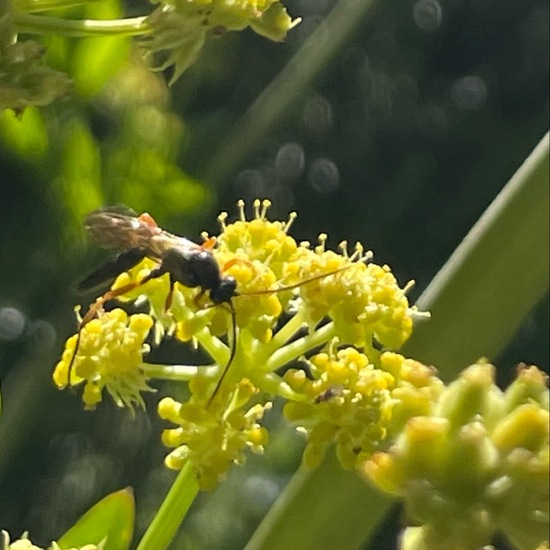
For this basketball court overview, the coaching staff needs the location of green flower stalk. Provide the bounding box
[362,360,549,550]
[54,200,426,489]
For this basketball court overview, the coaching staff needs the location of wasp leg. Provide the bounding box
[137,212,158,229]
[163,273,180,312]
[220,257,254,272]
[192,288,207,309]
[66,267,165,388]
[201,236,216,250]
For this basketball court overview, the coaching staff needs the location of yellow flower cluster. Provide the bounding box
[158,379,270,490]
[54,199,425,487]
[282,349,444,470]
[284,347,395,469]
[53,309,154,410]
[362,361,549,550]
[144,0,300,81]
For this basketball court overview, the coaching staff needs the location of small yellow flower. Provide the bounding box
[158,380,271,490]
[381,352,444,433]
[284,345,395,469]
[2,531,43,550]
[53,309,154,410]
[144,0,299,82]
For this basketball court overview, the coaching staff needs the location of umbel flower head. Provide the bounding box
[54,199,426,488]
[53,309,155,410]
[158,379,271,489]
[362,361,549,550]
[0,15,71,112]
[143,0,300,82]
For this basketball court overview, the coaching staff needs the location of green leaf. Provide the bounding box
[0,107,49,159]
[58,487,135,550]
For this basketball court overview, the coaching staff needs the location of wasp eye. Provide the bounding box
[210,277,238,304]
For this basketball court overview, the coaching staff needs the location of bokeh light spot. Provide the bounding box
[0,307,26,341]
[307,157,340,193]
[413,0,443,31]
[275,142,306,179]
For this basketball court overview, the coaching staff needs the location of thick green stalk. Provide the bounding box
[245,133,549,550]
[13,12,149,37]
[136,461,199,550]
[407,131,550,374]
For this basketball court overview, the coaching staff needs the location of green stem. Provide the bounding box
[195,327,230,369]
[136,461,199,550]
[204,0,379,184]
[267,310,307,351]
[256,372,309,402]
[13,12,150,37]
[141,363,217,381]
[15,0,103,13]
[265,321,337,371]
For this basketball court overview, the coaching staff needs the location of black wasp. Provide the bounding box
[68,206,239,405]
[79,207,238,306]
[68,206,354,405]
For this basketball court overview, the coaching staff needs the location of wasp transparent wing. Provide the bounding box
[85,210,158,250]
[77,249,147,293]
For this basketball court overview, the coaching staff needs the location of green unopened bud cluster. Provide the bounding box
[362,361,549,550]
[0,15,71,111]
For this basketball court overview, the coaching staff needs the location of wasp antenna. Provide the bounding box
[207,300,238,407]
[66,327,82,389]
[239,263,355,298]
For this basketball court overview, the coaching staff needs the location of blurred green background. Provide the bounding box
[0,0,548,547]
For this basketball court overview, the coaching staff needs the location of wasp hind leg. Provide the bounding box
[66,261,166,388]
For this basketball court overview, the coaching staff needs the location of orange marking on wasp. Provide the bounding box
[66,207,356,407]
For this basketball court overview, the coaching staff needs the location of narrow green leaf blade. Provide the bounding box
[407,131,549,375]
[246,133,549,550]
